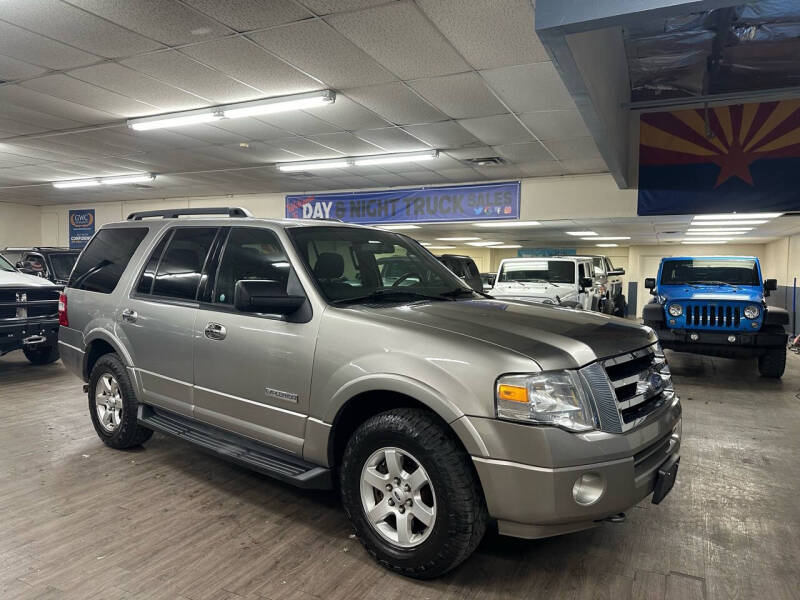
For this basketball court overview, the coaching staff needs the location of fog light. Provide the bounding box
[751,321,759,328]
[669,318,676,325]
[690,333,699,341]
[573,473,605,506]
[727,335,736,343]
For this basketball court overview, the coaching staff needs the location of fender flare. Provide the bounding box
[82,328,134,380]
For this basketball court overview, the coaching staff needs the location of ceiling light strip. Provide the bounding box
[277,150,438,172]
[693,212,783,221]
[53,173,155,189]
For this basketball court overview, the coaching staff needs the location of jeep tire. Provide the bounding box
[758,345,786,379]
[23,344,60,365]
[339,408,487,579]
[88,354,153,449]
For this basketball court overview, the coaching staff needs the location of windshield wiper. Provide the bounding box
[689,280,741,290]
[441,288,491,299]
[331,289,454,305]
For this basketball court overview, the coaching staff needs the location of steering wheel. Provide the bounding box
[392,272,422,287]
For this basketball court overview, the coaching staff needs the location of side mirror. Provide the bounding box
[644,277,656,289]
[580,277,593,289]
[234,280,305,315]
[17,261,38,275]
[764,278,777,292]
[608,268,625,276]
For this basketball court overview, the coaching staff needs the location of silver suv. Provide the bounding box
[59,207,682,578]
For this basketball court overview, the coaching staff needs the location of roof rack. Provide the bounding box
[127,207,253,220]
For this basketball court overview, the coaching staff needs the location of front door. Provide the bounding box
[119,226,219,417]
[192,226,318,455]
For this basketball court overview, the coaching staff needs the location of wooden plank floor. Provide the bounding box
[1,349,799,599]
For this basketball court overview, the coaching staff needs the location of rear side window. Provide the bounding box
[135,232,171,295]
[152,227,217,300]
[69,228,148,294]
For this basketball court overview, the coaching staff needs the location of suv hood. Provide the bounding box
[0,270,60,288]
[491,281,563,299]
[357,298,655,370]
[659,284,762,302]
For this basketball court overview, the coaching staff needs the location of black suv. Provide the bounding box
[437,254,483,292]
[2,247,81,286]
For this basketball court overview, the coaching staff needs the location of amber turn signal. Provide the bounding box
[497,384,527,403]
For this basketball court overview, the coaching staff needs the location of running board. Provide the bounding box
[138,406,332,490]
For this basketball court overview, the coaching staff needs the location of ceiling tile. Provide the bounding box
[0,0,163,58]
[180,37,322,96]
[403,122,479,148]
[326,2,470,79]
[544,137,601,161]
[0,21,98,70]
[2,103,88,133]
[306,132,383,155]
[210,119,287,141]
[417,0,548,70]
[408,73,505,119]
[190,145,271,165]
[304,95,389,130]
[472,164,526,179]
[0,119,47,137]
[457,114,533,145]
[69,63,209,110]
[122,51,263,104]
[435,167,483,182]
[344,83,446,125]
[160,124,243,144]
[481,62,575,112]
[366,172,414,187]
[518,161,566,177]
[0,85,120,123]
[561,157,609,174]
[398,170,449,184]
[182,0,312,31]
[444,146,493,160]
[259,112,340,136]
[271,137,344,159]
[353,127,432,152]
[250,20,396,89]
[65,0,232,45]
[519,109,590,141]
[20,75,155,117]
[300,0,390,15]
[493,141,552,162]
[0,54,48,81]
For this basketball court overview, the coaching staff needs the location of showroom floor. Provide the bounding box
[1,351,798,600]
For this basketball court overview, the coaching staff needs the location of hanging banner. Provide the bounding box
[638,99,800,215]
[285,181,520,224]
[68,209,95,249]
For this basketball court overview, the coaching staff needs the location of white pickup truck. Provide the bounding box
[490,256,602,310]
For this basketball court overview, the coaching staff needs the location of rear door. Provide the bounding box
[192,226,317,455]
[120,226,219,417]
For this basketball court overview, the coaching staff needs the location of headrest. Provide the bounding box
[314,252,344,279]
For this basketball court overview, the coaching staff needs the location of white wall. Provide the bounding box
[0,202,45,247]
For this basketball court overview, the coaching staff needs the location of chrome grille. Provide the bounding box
[601,344,674,432]
[0,288,59,321]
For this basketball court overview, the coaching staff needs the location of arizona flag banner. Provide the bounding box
[638,100,800,215]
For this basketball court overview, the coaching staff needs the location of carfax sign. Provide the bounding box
[285,181,520,224]
[68,209,95,249]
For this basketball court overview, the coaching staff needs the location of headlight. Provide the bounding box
[668,303,683,317]
[496,371,598,432]
[743,304,760,319]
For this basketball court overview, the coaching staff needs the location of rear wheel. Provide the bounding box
[758,346,786,378]
[339,408,487,579]
[88,354,153,448]
[23,344,59,365]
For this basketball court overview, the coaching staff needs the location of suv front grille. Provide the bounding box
[601,344,674,432]
[684,303,740,328]
[0,288,59,321]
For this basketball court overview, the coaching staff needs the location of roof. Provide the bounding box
[662,256,758,261]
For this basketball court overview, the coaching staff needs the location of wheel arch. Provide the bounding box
[82,330,132,381]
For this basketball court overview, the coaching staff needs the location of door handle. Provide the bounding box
[121,308,138,323]
[204,322,227,341]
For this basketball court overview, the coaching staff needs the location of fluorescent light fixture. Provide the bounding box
[473,220,541,228]
[567,231,597,236]
[583,236,630,241]
[53,173,156,188]
[693,212,782,220]
[596,243,618,247]
[493,244,522,249]
[278,159,349,172]
[426,245,455,249]
[101,173,155,185]
[686,231,746,236]
[353,150,438,166]
[377,225,420,230]
[682,240,728,244]
[52,179,101,189]
[687,219,768,226]
[687,227,753,232]
[128,90,335,131]
[436,237,481,241]
[419,242,431,246]
[467,241,503,246]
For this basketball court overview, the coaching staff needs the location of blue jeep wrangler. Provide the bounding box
[643,256,789,378]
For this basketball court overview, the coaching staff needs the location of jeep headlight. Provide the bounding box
[668,303,683,317]
[743,304,760,319]
[496,371,598,432]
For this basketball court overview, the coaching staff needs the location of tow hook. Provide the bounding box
[22,334,47,346]
[604,513,627,523]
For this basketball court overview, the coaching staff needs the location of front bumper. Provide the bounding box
[653,325,786,357]
[0,318,59,355]
[460,396,682,539]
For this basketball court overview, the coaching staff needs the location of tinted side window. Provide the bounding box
[466,261,480,279]
[152,228,217,300]
[136,232,171,295]
[214,228,290,305]
[69,228,148,294]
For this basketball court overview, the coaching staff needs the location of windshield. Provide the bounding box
[289,226,474,304]
[0,254,15,272]
[498,260,575,284]
[49,252,79,280]
[661,258,760,286]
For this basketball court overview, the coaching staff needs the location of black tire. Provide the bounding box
[88,354,153,449]
[23,344,60,365]
[613,294,627,318]
[758,346,786,378]
[339,408,487,579]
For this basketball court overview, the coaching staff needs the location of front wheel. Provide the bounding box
[339,408,487,579]
[23,344,60,365]
[758,346,786,378]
